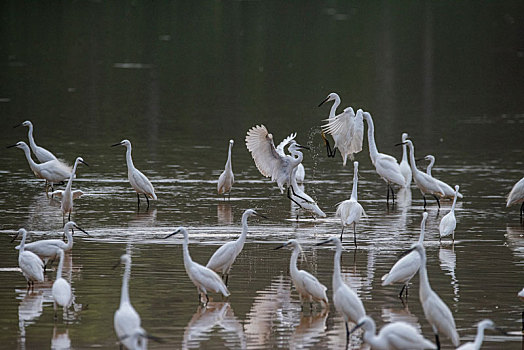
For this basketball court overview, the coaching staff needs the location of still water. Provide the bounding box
[1,1,523,349]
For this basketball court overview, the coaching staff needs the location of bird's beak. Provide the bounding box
[164,231,179,239]
[394,142,407,147]
[10,232,20,243]
[348,321,364,335]
[80,159,90,166]
[112,260,122,270]
[273,243,288,250]
[315,239,331,246]
[74,225,91,237]
[111,142,122,147]
[254,212,268,219]
[13,123,23,128]
[297,144,310,150]
[318,96,329,107]
[6,144,17,149]
[495,327,508,335]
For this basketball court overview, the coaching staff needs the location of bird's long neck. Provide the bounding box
[27,125,38,153]
[120,259,131,307]
[21,145,40,173]
[350,166,359,201]
[65,228,74,250]
[225,143,233,170]
[65,161,79,191]
[56,250,64,279]
[365,115,379,164]
[451,190,458,212]
[407,142,419,173]
[19,231,27,253]
[362,324,378,348]
[238,213,250,248]
[402,143,408,163]
[182,234,193,270]
[329,96,341,119]
[473,325,486,348]
[418,220,427,245]
[418,249,432,300]
[289,245,300,280]
[426,157,435,176]
[125,145,135,170]
[333,244,344,291]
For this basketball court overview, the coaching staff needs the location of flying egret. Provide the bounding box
[206,209,265,285]
[54,157,88,223]
[15,120,57,162]
[349,315,436,349]
[111,139,157,209]
[52,248,72,320]
[456,319,502,350]
[316,237,366,340]
[274,239,328,309]
[7,141,72,192]
[439,185,460,242]
[16,221,90,270]
[245,125,310,204]
[12,228,44,290]
[362,112,405,204]
[399,133,412,187]
[336,161,366,246]
[401,140,444,209]
[382,212,428,298]
[217,139,235,199]
[422,155,463,200]
[407,243,460,348]
[165,227,230,304]
[289,166,326,219]
[507,177,524,219]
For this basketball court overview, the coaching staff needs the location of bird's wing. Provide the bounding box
[381,253,420,285]
[381,323,436,349]
[300,271,328,300]
[348,113,364,155]
[72,190,84,200]
[245,125,285,179]
[375,155,405,186]
[50,190,64,198]
[321,111,354,149]
[206,242,237,272]
[131,169,156,199]
[507,177,524,206]
[194,264,230,296]
[423,294,459,346]
[276,133,297,156]
[336,200,363,225]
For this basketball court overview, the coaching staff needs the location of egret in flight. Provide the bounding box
[217,139,234,199]
[112,139,157,209]
[15,120,57,162]
[52,248,72,320]
[275,239,328,310]
[439,185,460,242]
[54,157,88,223]
[423,155,463,200]
[12,228,44,290]
[456,319,503,350]
[399,133,412,187]
[507,177,524,219]
[165,227,230,304]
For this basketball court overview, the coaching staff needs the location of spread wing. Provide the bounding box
[276,133,297,157]
[245,125,285,180]
[321,108,355,149]
[349,110,364,154]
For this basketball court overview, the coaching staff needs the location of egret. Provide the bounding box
[321,105,364,166]
[206,209,265,285]
[112,139,157,209]
[274,239,328,309]
[318,92,342,158]
[401,140,444,209]
[56,157,88,223]
[422,155,463,200]
[507,177,524,219]
[399,133,412,187]
[289,165,326,219]
[439,185,460,242]
[350,315,436,350]
[12,228,44,290]
[382,212,428,298]
[15,120,57,162]
[245,125,310,204]
[336,161,366,246]
[52,248,72,320]
[316,237,366,340]
[7,141,72,192]
[217,139,234,199]
[408,243,460,348]
[165,227,230,304]
[456,319,501,350]
[114,254,148,350]
[295,163,305,183]
[363,112,405,204]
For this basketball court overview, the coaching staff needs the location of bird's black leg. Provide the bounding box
[225,274,229,286]
[340,227,344,241]
[287,187,306,209]
[321,131,336,157]
[353,223,357,248]
[290,184,313,204]
[433,195,441,209]
[398,284,406,299]
[345,322,350,342]
[390,185,395,203]
[520,202,523,221]
[137,193,140,209]
[386,185,390,204]
[423,195,427,210]
[435,334,440,350]
[144,194,150,209]
[68,212,71,221]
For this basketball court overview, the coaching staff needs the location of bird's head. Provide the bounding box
[75,157,89,167]
[14,120,32,128]
[273,239,299,250]
[229,139,234,146]
[10,228,27,243]
[164,226,187,239]
[315,236,340,247]
[113,253,131,270]
[64,221,91,237]
[349,316,375,335]
[6,141,29,150]
[401,132,409,142]
[111,139,131,148]
[243,209,267,220]
[318,92,339,107]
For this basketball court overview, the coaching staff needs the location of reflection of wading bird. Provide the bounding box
[51,157,88,223]
[15,120,57,162]
[423,155,463,200]
[507,177,524,219]
[12,228,44,290]
[217,139,235,199]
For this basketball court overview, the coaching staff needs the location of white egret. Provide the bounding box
[295,163,305,183]
[206,209,265,285]
[408,243,460,348]
[336,161,366,246]
[276,133,305,183]
[423,155,463,200]
[321,105,364,166]
[350,315,436,350]
[402,140,444,209]
[12,228,44,290]
[456,319,503,350]
[318,92,342,158]
[56,157,88,222]
[316,237,366,340]
[363,112,405,203]
[439,185,460,242]
[217,139,235,199]
[399,133,412,187]
[52,248,72,319]
[275,239,328,309]
[165,227,230,304]
[112,139,157,209]
[382,212,428,298]
[507,177,524,219]
[289,166,326,219]
[15,120,57,162]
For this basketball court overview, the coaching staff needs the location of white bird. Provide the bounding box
[295,163,305,183]
[423,155,463,200]
[217,139,234,199]
[54,157,88,223]
[52,248,72,319]
[275,131,306,184]
[206,209,265,285]
[275,239,328,309]
[336,161,366,247]
[399,133,412,187]
[114,254,149,350]
[165,227,230,304]
[439,185,460,242]
[316,237,366,340]
[318,92,342,158]
[507,177,524,219]
[403,140,444,209]
[363,112,405,204]
[15,120,57,162]
[289,165,326,219]
[12,228,44,290]
[408,243,460,348]
[350,315,436,350]
[382,212,428,298]
[112,139,157,209]
[456,319,500,350]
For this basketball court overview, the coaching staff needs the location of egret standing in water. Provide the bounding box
[439,185,460,242]
[363,112,405,204]
[206,209,265,285]
[112,139,157,209]
[15,120,57,162]
[52,248,72,320]
[165,227,230,304]
[12,228,44,290]
[456,319,502,350]
[423,155,463,200]
[217,139,234,199]
[507,177,524,219]
[52,157,88,223]
[274,239,328,310]
[399,133,412,187]
[289,165,326,219]
[381,212,428,298]
[275,132,305,183]
[336,161,366,246]
[295,163,305,183]
[316,237,366,340]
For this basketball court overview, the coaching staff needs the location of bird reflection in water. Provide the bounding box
[51,326,71,350]
[129,208,157,227]
[290,308,329,349]
[17,286,53,350]
[217,203,233,225]
[439,244,460,304]
[381,303,422,333]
